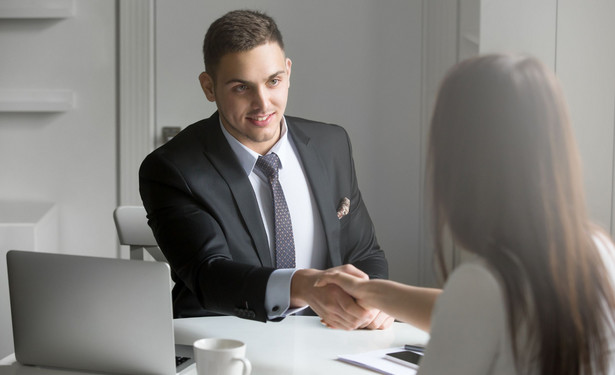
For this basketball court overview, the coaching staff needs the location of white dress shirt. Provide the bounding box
[220,117,327,319]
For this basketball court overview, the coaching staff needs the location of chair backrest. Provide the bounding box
[113,206,167,263]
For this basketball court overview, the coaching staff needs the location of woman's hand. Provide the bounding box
[313,264,372,308]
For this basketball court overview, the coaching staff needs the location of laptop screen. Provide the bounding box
[7,250,185,375]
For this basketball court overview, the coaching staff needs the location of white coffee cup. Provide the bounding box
[193,338,252,375]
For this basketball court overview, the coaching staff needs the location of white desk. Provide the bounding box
[0,316,429,375]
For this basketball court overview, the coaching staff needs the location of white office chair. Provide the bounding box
[113,205,167,262]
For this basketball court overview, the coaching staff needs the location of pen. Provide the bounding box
[404,344,425,353]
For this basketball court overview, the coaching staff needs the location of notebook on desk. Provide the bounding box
[6,250,194,375]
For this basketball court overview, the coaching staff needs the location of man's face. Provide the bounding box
[200,42,292,155]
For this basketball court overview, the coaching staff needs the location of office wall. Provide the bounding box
[0,2,117,255]
[155,0,425,286]
[480,0,615,232]
[557,1,615,232]
[0,1,117,357]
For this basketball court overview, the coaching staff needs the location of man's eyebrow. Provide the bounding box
[268,70,287,79]
[224,70,287,86]
[224,78,249,85]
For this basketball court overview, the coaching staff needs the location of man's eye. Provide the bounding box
[234,85,248,92]
[269,79,280,86]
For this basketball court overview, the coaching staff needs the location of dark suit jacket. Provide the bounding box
[139,112,387,321]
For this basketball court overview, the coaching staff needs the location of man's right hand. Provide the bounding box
[290,265,385,330]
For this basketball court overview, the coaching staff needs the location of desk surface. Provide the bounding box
[1,316,429,375]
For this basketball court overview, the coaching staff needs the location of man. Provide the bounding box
[139,9,392,330]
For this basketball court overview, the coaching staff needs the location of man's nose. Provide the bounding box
[252,86,269,109]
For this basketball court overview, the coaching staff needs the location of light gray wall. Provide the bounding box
[557,1,615,232]
[155,0,425,286]
[0,0,117,358]
[480,0,615,232]
[0,2,117,257]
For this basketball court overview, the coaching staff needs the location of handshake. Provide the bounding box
[289,264,394,331]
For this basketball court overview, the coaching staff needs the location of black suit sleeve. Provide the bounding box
[139,147,273,322]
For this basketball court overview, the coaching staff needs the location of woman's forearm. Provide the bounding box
[361,279,441,332]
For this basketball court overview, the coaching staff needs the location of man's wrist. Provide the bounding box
[290,268,319,307]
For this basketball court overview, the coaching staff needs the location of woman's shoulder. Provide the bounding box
[592,230,615,275]
[433,257,507,326]
[593,230,615,254]
[444,258,502,296]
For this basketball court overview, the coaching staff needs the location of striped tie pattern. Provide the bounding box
[255,153,296,268]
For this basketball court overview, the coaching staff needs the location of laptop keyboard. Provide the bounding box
[176,356,190,367]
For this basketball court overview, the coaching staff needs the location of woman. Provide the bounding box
[315,54,615,374]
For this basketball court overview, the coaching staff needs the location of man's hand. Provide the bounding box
[290,265,392,330]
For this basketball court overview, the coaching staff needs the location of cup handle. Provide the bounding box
[232,357,252,375]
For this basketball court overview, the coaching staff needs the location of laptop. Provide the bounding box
[7,250,194,374]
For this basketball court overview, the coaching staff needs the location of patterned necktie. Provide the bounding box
[255,153,296,268]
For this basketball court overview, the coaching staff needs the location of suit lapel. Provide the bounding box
[288,121,342,267]
[199,114,273,267]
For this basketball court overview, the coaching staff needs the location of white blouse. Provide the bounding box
[418,234,615,375]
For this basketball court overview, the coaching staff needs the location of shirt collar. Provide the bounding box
[220,116,292,176]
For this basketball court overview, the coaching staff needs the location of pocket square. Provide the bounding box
[336,197,350,219]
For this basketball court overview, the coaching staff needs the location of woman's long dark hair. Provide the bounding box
[427,54,615,374]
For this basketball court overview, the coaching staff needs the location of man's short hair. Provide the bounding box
[203,9,285,78]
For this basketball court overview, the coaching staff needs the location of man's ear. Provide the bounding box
[199,72,216,102]
[286,58,292,88]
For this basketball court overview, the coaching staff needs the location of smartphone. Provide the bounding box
[385,350,423,368]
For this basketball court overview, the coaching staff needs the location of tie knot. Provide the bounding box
[256,153,281,179]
